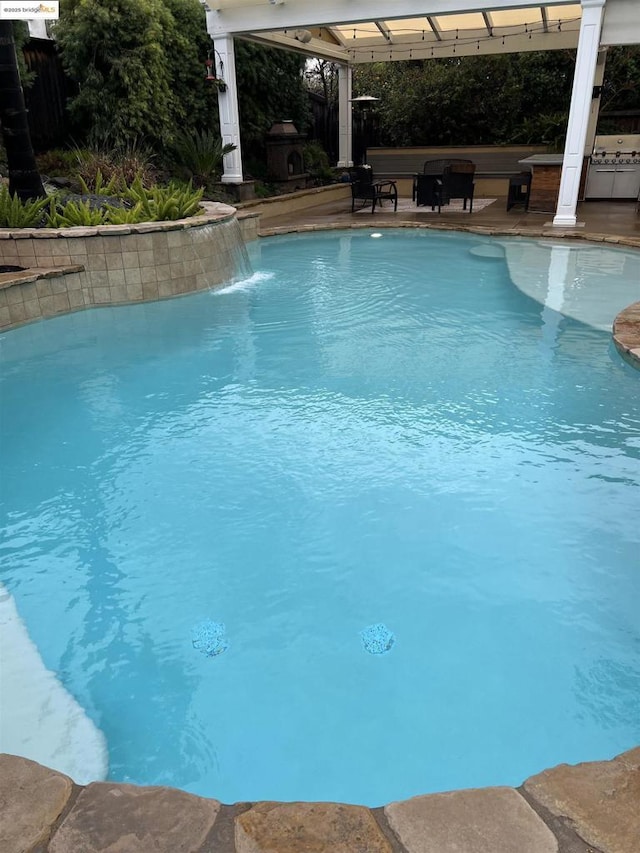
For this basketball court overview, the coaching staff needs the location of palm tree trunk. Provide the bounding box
[0,21,45,201]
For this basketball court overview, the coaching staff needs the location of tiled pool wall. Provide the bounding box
[0,203,259,331]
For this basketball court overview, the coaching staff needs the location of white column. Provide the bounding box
[552,0,606,227]
[207,30,243,183]
[337,64,353,168]
[585,48,607,154]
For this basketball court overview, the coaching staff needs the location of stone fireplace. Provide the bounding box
[265,121,308,188]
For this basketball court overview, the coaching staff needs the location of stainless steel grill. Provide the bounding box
[585,134,640,199]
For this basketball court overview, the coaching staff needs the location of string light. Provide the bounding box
[337,17,577,44]
[329,16,579,61]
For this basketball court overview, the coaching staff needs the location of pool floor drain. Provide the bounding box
[360,623,395,655]
[192,620,229,657]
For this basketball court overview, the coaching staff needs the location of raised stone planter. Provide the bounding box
[0,203,259,331]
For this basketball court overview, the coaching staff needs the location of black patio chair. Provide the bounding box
[507,171,532,211]
[412,159,474,201]
[415,173,444,211]
[412,159,448,201]
[349,167,398,214]
[440,162,476,212]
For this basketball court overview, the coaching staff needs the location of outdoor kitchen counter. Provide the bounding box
[518,153,590,214]
[519,154,564,214]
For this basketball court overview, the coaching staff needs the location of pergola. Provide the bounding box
[204,0,640,227]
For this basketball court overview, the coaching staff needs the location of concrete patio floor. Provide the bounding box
[254,190,640,246]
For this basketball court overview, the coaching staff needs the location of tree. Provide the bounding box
[154,0,218,133]
[305,59,339,106]
[54,2,312,174]
[352,51,578,147]
[234,40,311,165]
[0,21,45,201]
[600,45,640,113]
[54,0,216,147]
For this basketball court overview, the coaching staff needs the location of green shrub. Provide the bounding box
[172,130,236,187]
[74,140,156,192]
[46,198,107,228]
[104,203,146,225]
[0,185,50,227]
[77,169,120,197]
[124,177,204,221]
[36,149,79,178]
[303,141,335,184]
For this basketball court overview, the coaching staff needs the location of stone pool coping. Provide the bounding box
[2,748,638,853]
[613,301,640,370]
[258,219,640,250]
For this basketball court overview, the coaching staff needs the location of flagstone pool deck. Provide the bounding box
[2,748,639,853]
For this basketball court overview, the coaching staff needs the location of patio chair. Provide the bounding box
[415,173,444,211]
[412,159,448,201]
[507,171,532,211]
[349,167,398,214]
[412,159,475,200]
[440,162,476,212]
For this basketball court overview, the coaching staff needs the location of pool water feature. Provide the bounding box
[1,229,639,806]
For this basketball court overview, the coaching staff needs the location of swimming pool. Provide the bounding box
[1,229,639,806]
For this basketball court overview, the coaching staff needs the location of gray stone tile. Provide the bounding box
[49,782,220,853]
[385,787,558,853]
[0,754,73,853]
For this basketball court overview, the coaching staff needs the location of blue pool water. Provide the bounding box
[1,229,639,805]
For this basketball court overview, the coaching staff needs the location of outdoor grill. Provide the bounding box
[585,134,640,200]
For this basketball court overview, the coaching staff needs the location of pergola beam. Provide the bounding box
[205,0,575,36]
[426,16,442,40]
[541,6,550,30]
[323,26,347,46]
[375,21,393,42]
[240,30,350,61]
